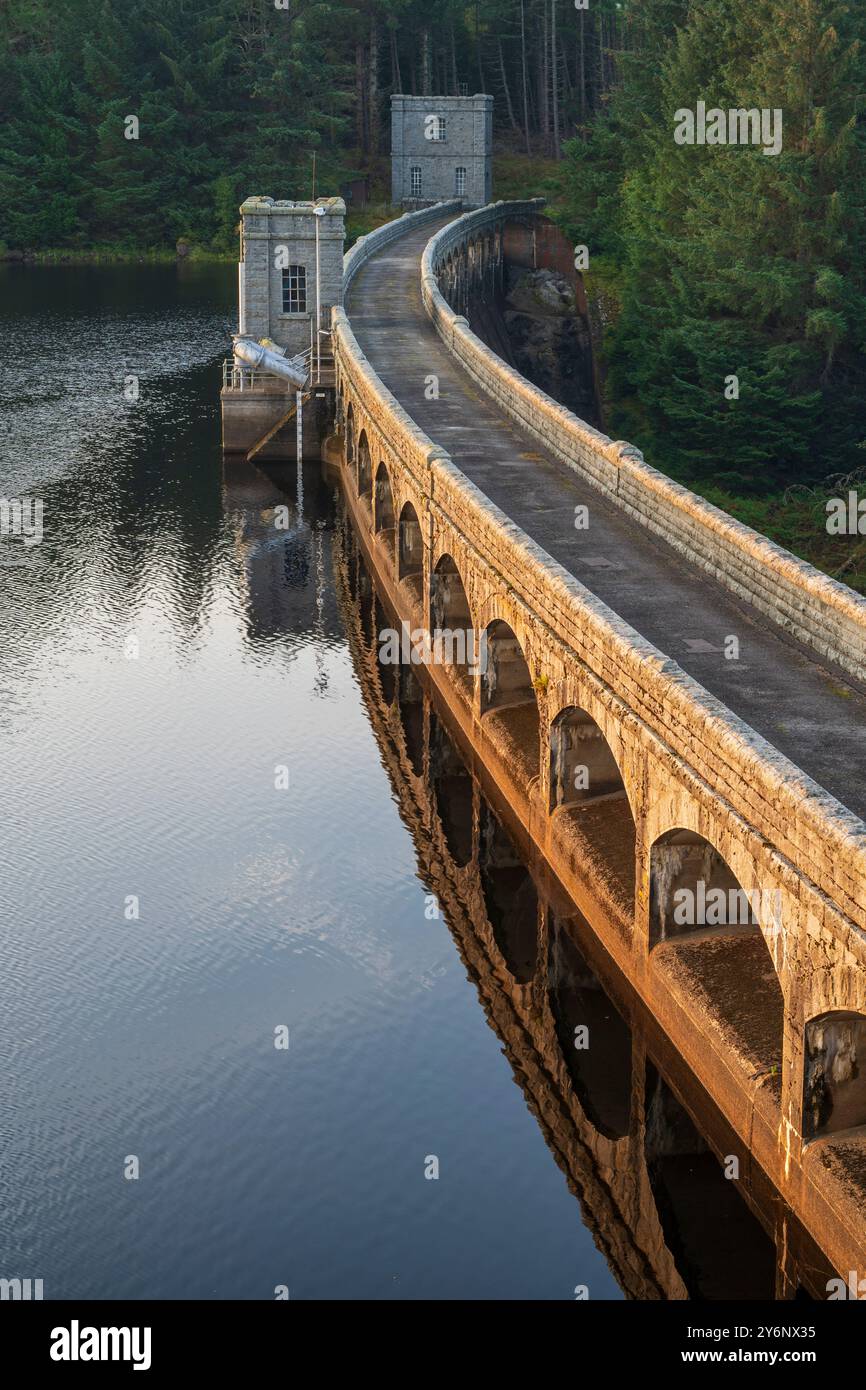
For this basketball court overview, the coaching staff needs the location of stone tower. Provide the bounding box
[237,196,346,359]
[391,95,493,209]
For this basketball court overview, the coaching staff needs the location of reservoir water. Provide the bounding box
[0,263,809,1299]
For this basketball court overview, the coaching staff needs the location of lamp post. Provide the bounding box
[313,203,325,386]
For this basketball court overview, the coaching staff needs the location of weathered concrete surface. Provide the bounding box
[331,204,866,1280]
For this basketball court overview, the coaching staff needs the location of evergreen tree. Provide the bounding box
[602,0,866,489]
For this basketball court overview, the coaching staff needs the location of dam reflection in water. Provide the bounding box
[228,451,832,1302]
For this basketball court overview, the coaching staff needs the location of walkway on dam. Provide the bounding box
[345,214,866,823]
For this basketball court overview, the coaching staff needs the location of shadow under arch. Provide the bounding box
[345,401,355,464]
[430,553,474,696]
[549,703,636,914]
[397,659,424,777]
[357,429,372,501]
[478,795,538,983]
[649,827,784,1103]
[373,594,396,706]
[374,462,395,542]
[548,912,632,1139]
[398,500,424,603]
[803,1011,866,1141]
[480,619,540,784]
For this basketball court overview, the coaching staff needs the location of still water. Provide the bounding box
[0,263,789,1299]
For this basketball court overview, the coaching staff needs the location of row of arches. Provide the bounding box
[342,413,786,933]
[437,230,502,315]
[338,398,866,1147]
[337,528,832,1297]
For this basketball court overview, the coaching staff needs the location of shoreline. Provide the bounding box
[0,250,236,266]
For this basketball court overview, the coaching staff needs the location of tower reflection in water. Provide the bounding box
[226,450,832,1301]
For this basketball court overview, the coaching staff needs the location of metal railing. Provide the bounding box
[222,340,334,392]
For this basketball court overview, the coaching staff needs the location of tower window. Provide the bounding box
[455,167,467,196]
[410,166,422,197]
[281,264,307,314]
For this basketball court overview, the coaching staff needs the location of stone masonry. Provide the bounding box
[238,196,345,358]
[331,201,866,1280]
[391,94,492,208]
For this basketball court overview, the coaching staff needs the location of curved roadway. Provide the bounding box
[345,214,866,822]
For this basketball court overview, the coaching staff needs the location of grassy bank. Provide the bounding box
[3,245,235,265]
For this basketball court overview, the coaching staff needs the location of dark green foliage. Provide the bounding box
[0,0,630,253]
[560,0,866,490]
[0,0,354,252]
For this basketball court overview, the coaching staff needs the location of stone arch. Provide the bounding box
[374,462,395,539]
[481,618,533,713]
[649,828,772,948]
[803,1011,866,1141]
[345,401,355,464]
[649,827,785,1104]
[548,912,632,1139]
[357,428,372,500]
[478,797,538,983]
[430,553,474,694]
[549,704,627,812]
[480,619,540,783]
[398,500,423,585]
[549,703,637,915]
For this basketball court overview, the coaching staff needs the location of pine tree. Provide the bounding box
[603,0,866,490]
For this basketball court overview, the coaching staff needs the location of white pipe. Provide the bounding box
[232,335,308,388]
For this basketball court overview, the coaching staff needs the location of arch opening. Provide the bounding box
[549,705,626,812]
[374,462,395,541]
[357,429,372,502]
[649,828,784,1104]
[430,709,473,868]
[430,554,474,696]
[644,1064,776,1299]
[345,402,355,464]
[650,830,767,947]
[480,620,540,782]
[397,661,424,777]
[373,596,396,706]
[803,1011,866,1141]
[548,704,636,913]
[398,501,424,602]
